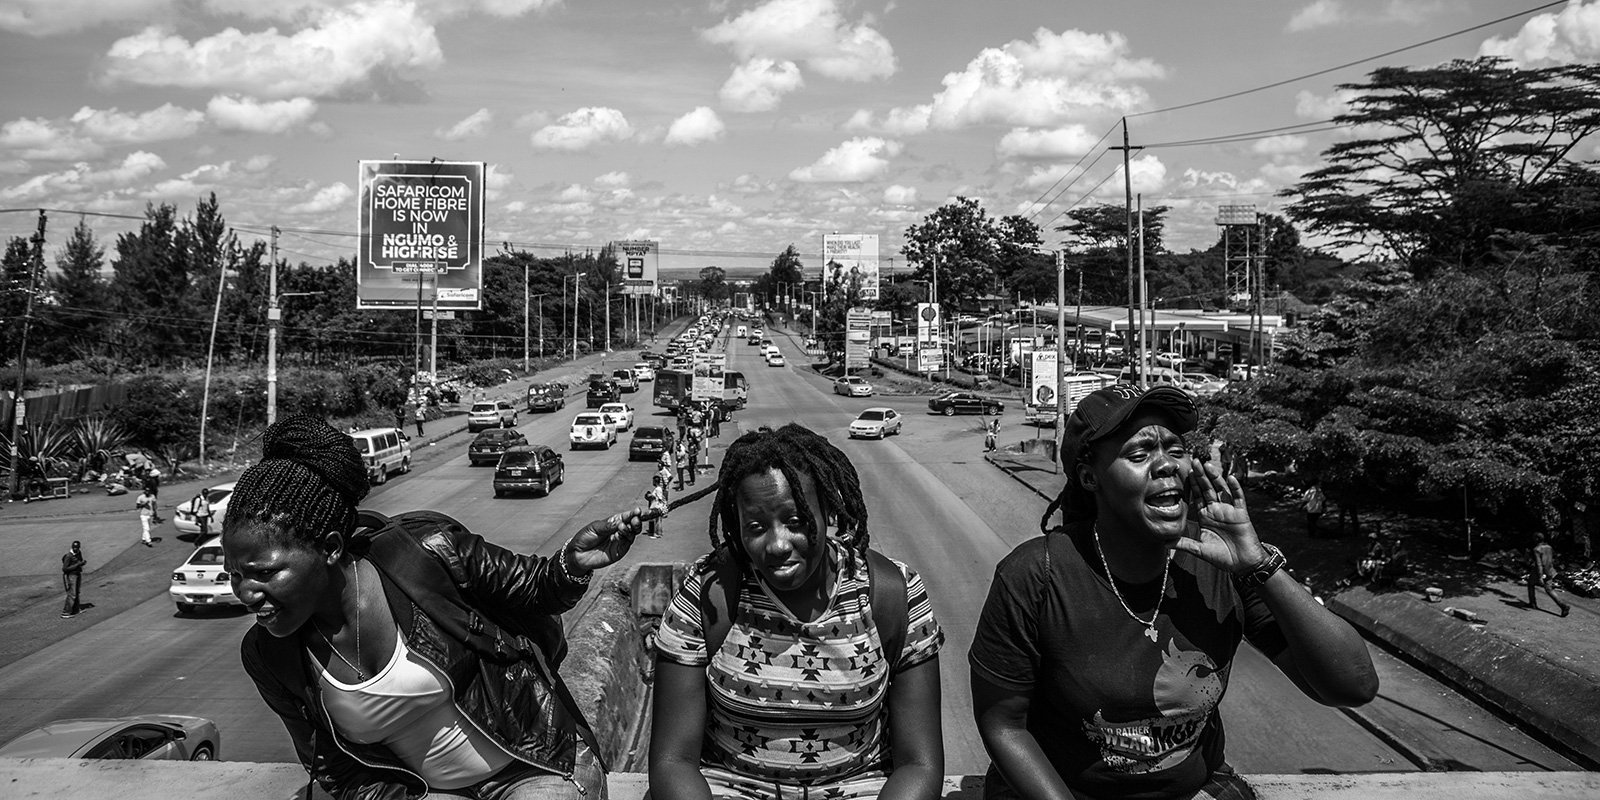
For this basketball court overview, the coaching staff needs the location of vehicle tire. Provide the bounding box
[374,467,388,485]
[493,489,503,498]
[189,744,214,761]
[985,405,1000,415]
[570,443,578,451]
[943,406,955,417]
[400,457,411,474]
[175,603,195,615]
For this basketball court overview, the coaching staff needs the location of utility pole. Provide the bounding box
[429,282,439,377]
[1137,195,1148,389]
[1054,247,1066,475]
[6,210,45,500]
[605,282,612,352]
[1111,118,1143,384]
[198,242,227,468]
[523,260,530,372]
[266,226,280,425]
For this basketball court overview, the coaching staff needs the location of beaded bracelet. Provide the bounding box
[558,541,592,586]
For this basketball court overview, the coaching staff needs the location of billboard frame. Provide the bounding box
[356,160,485,311]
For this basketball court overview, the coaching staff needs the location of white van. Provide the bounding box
[348,427,412,484]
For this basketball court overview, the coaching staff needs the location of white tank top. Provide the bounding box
[315,633,514,790]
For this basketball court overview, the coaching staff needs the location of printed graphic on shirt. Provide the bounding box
[1084,637,1223,773]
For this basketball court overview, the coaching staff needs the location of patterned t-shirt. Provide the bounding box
[655,542,944,784]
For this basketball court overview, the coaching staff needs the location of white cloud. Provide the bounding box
[665,106,727,146]
[724,173,777,194]
[0,150,165,201]
[436,108,493,140]
[856,27,1163,134]
[1287,0,1346,32]
[1294,88,1356,120]
[1252,135,1309,155]
[0,0,563,36]
[593,171,631,188]
[702,0,895,82]
[1480,0,1600,67]
[0,0,171,36]
[530,107,633,151]
[485,163,513,200]
[882,184,917,205]
[101,3,444,99]
[995,125,1098,160]
[0,117,103,160]
[206,95,319,133]
[719,58,804,112]
[788,136,901,182]
[70,103,205,143]
[286,181,353,214]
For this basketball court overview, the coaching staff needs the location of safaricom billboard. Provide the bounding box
[823,233,880,302]
[612,239,659,296]
[356,160,485,311]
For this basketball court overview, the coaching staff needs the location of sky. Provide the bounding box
[1,0,1597,278]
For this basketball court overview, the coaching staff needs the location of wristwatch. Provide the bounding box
[1233,543,1286,589]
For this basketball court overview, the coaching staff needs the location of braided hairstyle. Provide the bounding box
[1040,457,1098,535]
[708,423,869,571]
[224,415,370,550]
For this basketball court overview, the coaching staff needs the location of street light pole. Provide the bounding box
[523,261,530,372]
[570,271,587,362]
[266,226,279,425]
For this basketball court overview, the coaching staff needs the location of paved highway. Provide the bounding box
[0,322,1580,776]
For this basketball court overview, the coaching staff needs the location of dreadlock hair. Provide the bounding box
[1040,450,1099,535]
[224,414,370,550]
[708,423,869,572]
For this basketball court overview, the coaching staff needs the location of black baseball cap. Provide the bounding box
[1062,384,1198,471]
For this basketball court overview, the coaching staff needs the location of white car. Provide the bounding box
[1183,373,1227,397]
[598,402,635,432]
[849,407,902,439]
[833,376,873,397]
[173,482,234,535]
[569,413,617,450]
[766,353,786,367]
[1229,363,1265,381]
[1152,351,1186,368]
[467,400,518,432]
[632,363,656,382]
[169,537,239,614]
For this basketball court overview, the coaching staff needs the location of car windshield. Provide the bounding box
[575,415,603,425]
[857,411,885,421]
[189,545,224,565]
[471,403,495,413]
[842,377,861,384]
[351,437,372,454]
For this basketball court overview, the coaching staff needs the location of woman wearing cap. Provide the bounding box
[224,415,643,799]
[970,385,1376,799]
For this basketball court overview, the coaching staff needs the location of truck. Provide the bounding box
[654,368,748,412]
[1025,371,1113,426]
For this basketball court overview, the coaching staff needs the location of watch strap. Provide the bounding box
[1234,543,1285,589]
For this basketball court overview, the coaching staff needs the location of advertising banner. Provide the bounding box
[1029,350,1060,412]
[613,239,659,296]
[916,302,939,343]
[846,307,873,370]
[691,352,725,402]
[823,234,880,302]
[357,160,484,310]
[918,347,943,373]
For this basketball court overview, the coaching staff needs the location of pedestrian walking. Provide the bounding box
[685,426,703,483]
[649,424,945,800]
[142,467,163,524]
[984,417,1000,453]
[1302,481,1327,538]
[673,438,692,491]
[393,404,406,432]
[1528,533,1571,617]
[61,541,85,618]
[135,489,156,546]
[193,489,214,542]
[413,400,426,437]
[970,384,1376,799]
[657,453,675,499]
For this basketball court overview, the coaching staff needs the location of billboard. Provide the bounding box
[691,352,725,402]
[613,239,659,296]
[846,307,873,370]
[356,160,485,310]
[1029,350,1060,412]
[916,302,939,344]
[823,234,880,302]
[918,347,943,373]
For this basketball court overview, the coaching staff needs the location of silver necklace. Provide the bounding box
[1093,526,1170,643]
[315,561,364,680]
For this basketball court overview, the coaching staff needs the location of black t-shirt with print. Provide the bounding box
[970,522,1286,799]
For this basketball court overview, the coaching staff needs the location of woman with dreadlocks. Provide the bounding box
[649,423,945,800]
[969,385,1376,800]
[224,415,643,800]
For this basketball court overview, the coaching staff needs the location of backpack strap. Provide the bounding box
[698,548,910,673]
[354,509,609,772]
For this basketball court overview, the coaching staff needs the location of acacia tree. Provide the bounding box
[1283,57,1600,278]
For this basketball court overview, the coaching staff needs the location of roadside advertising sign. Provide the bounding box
[613,239,659,296]
[917,347,944,373]
[916,302,939,343]
[1029,350,1060,412]
[846,307,873,369]
[357,160,484,310]
[691,352,725,402]
[823,234,880,302]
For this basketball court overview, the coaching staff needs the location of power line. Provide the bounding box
[1130,0,1567,118]
[1021,122,1120,222]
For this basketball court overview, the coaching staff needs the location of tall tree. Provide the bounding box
[1283,57,1600,277]
[0,236,34,367]
[902,197,999,320]
[40,218,109,364]
[698,265,729,302]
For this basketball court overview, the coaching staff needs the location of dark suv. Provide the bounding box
[628,426,675,462]
[586,378,621,408]
[493,445,564,497]
[468,428,528,466]
[527,383,566,412]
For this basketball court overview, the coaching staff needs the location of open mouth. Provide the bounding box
[1147,488,1185,510]
[253,606,281,625]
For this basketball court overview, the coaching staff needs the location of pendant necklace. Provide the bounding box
[315,561,364,680]
[1093,526,1170,643]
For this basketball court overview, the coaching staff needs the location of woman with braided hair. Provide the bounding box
[969,385,1376,800]
[224,414,644,800]
[649,423,946,800]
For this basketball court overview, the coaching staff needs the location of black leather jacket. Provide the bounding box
[240,523,589,800]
